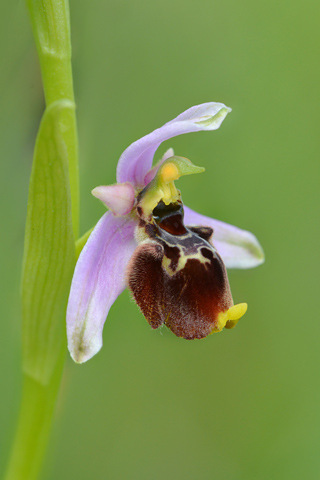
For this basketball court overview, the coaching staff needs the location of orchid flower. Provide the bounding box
[67,103,264,363]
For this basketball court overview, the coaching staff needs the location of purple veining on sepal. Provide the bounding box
[67,212,137,363]
[92,183,135,216]
[116,102,231,187]
[184,206,265,269]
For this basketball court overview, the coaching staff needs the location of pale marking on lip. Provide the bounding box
[162,245,211,276]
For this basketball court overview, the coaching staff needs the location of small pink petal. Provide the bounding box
[67,212,137,363]
[92,183,135,216]
[184,206,265,269]
[116,102,231,187]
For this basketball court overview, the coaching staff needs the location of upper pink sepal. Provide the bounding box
[116,102,231,187]
[92,182,135,216]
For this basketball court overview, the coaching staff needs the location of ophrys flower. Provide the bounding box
[67,103,264,363]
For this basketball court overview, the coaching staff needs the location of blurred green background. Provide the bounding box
[1,0,320,479]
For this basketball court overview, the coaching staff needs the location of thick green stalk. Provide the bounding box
[5,1,79,479]
[26,0,79,238]
[4,356,65,480]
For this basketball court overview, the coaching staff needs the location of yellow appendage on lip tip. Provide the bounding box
[227,303,248,321]
[212,302,248,333]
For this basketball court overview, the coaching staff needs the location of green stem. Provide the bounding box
[5,1,79,479]
[26,0,79,238]
[4,352,65,480]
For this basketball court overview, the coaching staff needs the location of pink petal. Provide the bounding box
[67,212,137,363]
[92,183,135,216]
[116,102,231,187]
[184,206,264,269]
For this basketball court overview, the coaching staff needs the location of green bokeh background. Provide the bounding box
[1,1,319,479]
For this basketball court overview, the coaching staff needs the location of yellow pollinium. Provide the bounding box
[212,303,248,333]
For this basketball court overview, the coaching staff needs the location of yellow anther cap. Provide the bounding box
[160,163,180,183]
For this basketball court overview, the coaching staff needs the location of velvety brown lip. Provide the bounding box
[127,199,233,339]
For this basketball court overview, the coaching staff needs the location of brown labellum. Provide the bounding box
[127,200,234,339]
